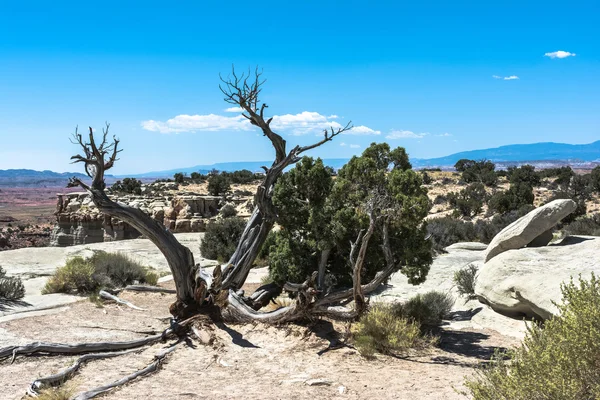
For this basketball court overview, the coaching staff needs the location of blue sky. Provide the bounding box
[0,1,598,174]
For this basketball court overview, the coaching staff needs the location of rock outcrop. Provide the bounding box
[483,199,576,262]
[475,236,600,320]
[50,190,223,246]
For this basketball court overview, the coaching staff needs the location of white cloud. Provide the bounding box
[436,132,452,137]
[340,142,347,146]
[349,144,361,148]
[269,111,344,135]
[544,50,576,59]
[224,107,244,113]
[143,111,373,136]
[141,114,251,134]
[386,130,429,139]
[493,75,519,80]
[343,125,381,136]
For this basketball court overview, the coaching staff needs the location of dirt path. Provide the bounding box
[0,284,519,400]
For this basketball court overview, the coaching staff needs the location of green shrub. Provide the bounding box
[219,203,237,218]
[43,257,97,294]
[0,266,25,300]
[488,182,534,214]
[43,252,156,294]
[465,274,600,400]
[200,217,246,262]
[427,217,478,253]
[398,291,454,326]
[352,303,426,357]
[453,264,478,298]
[448,183,486,217]
[109,177,142,195]
[207,174,231,196]
[563,214,600,236]
[455,159,497,186]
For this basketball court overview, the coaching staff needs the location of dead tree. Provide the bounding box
[64,68,406,323]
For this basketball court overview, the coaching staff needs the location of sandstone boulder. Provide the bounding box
[483,199,576,262]
[475,236,600,320]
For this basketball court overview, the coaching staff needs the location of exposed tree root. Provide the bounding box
[71,342,180,400]
[99,290,146,311]
[0,328,173,363]
[123,285,176,294]
[27,348,141,396]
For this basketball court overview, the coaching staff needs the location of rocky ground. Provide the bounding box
[0,233,527,400]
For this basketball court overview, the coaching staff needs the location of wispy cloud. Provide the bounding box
[544,50,576,59]
[386,130,429,139]
[224,107,244,113]
[142,111,379,136]
[436,132,452,137]
[493,75,519,80]
[343,125,381,135]
[340,142,361,149]
[141,114,251,134]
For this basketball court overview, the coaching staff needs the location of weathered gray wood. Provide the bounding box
[28,349,140,396]
[0,329,171,362]
[124,285,176,294]
[72,343,180,400]
[99,290,146,311]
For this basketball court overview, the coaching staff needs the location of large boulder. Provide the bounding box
[483,199,576,262]
[475,236,600,320]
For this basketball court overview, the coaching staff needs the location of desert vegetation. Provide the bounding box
[465,274,600,399]
[42,251,158,295]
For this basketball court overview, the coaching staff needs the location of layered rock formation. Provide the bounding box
[50,187,224,246]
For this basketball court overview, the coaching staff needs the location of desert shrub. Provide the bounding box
[448,183,487,217]
[591,166,600,193]
[0,266,25,300]
[221,169,262,184]
[433,194,448,205]
[43,252,156,294]
[453,264,478,298]
[88,251,151,288]
[421,171,433,184]
[36,384,77,400]
[190,171,207,181]
[441,177,454,185]
[507,165,540,187]
[200,217,246,262]
[563,214,600,236]
[465,274,600,400]
[219,203,237,218]
[207,174,231,196]
[398,291,454,326]
[173,172,185,184]
[427,217,477,253]
[488,182,534,214]
[43,257,97,294]
[109,177,142,195]
[352,303,425,357]
[455,159,497,186]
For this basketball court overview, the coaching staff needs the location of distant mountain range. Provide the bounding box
[2,140,599,185]
[125,140,600,177]
[411,140,600,169]
[0,169,116,187]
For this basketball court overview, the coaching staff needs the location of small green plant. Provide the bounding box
[465,274,600,400]
[0,266,25,300]
[43,252,157,295]
[399,291,454,326]
[42,257,97,294]
[453,263,478,299]
[352,303,426,357]
[207,174,231,196]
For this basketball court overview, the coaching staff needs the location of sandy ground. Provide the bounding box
[0,283,520,400]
